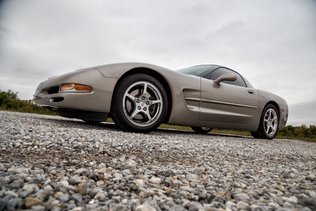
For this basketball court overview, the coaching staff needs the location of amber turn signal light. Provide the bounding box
[60,83,93,93]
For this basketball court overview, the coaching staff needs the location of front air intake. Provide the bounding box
[47,86,60,94]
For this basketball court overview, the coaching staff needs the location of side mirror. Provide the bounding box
[214,73,237,84]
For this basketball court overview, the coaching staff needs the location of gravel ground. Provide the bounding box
[0,111,315,211]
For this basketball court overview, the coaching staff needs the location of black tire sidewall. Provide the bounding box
[191,127,212,134]
[113,74,168,132]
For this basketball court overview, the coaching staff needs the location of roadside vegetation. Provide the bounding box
[277,125,316,142]
[159,124,316,142]
[0,90,56,115]
[0,90,315,141]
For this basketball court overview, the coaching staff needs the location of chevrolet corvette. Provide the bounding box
[34,63,288,139]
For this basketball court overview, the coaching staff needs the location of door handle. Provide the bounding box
[247,89,254,94]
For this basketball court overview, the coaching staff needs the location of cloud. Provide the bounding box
[289,101,316,126]
[0,0,315,125]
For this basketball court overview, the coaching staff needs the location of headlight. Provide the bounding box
[60,83,93,93]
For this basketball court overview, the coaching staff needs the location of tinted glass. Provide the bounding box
[177,65,212,76]
[210,68,247,87]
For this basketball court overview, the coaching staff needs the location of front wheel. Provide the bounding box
[191,127,212,134]
[251,104,279,139]
[111,74,168,133]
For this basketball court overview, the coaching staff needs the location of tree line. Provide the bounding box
[278,124,316,141]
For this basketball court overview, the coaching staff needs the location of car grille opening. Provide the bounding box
[47,86,60,94]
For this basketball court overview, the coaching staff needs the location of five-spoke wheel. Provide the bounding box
[123,81,163,127]
[112,74,168,132]
[263,108,278,137]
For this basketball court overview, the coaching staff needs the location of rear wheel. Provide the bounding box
[251,104,279,139]
[112,74,168,133]
[191,127,212,134]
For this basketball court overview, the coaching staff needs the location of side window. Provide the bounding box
[210,68,247,87]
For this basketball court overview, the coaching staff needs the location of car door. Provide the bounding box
[199,68,259,126]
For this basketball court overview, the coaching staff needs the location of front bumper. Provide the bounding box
[33,68,117,113]
[278,103,289,130]
[34,92,107,112]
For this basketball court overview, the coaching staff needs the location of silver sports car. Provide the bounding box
[34,63,288,139]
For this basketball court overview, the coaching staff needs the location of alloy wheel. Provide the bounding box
[263,108,278,137]
[122,81,163,127]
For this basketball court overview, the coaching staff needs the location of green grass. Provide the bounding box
[159,124,250,136]
[158,124,316,142]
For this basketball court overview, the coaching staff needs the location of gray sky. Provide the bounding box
[0,0,316,125]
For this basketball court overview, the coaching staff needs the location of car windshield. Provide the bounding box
[176,65,214,76]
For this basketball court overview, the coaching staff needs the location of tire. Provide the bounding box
[191,127,212,134]
[111,74,168,133]
[251,104,279,139]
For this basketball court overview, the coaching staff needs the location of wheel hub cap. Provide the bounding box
[135,95,152,110]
